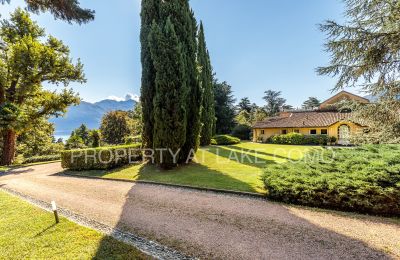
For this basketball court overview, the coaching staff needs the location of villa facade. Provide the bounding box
[252,91,370,145]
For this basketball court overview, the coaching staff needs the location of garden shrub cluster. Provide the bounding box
[263,145,400,216]
[231,124,252,140]
[61,144,142,171]
[268,133,331,145]
[211,135,241,145]
[22,154,61,164]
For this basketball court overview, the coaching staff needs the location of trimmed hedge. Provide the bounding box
[22,154,61,164]
[268,133,330,145]
[211,135,241,145]
[262,145,400,216]
[61,144,142,171]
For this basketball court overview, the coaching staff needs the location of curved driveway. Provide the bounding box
[1,163,399,259]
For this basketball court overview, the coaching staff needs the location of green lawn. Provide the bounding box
[68,142,314,194]
[0,166,10,172]
[0,191,147,259]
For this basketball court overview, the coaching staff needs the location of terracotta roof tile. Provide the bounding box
[253,111,362,129]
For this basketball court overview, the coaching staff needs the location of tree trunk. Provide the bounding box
[1,129,17,166]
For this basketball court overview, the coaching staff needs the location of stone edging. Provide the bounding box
[0,186,194,260]
[62,172,266,200]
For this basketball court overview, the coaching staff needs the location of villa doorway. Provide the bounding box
[338,124,350,145]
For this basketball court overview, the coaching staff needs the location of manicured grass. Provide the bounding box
[68,142,313,194]
[0,191,148,259]
[0,166,10,172]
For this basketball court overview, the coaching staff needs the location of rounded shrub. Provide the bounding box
[211,135,240,145]
[231,124,252,140]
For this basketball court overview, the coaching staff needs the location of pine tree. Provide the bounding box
[318,0,400,143]
[140,0,160,150]
[1,0,94,24]
[148,18,187,168]
[199,22,215,146]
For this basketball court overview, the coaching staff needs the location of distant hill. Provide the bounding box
[50,99,137,138]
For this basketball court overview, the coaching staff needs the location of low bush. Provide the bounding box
[22,154,61,164]
[211,135,241,145]
[124,135,142,144]
[262,145,400,216]
[269,133,330,145]
[231,124,252,140]
[61,144,142,171]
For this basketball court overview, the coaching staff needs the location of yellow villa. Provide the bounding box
[252,91,370,145]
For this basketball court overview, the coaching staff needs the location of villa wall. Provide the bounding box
[253,121,365,143]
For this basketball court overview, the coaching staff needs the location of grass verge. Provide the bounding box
[66,142,313,194]
[0,190,148,259]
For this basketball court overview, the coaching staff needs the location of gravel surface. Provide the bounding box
[1,163,399,259]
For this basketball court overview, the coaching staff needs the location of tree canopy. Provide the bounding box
[1,0,94,24]
[302,97,321,110]
[214,81,236,134]
[263,90,287,116]
[0,9,85,165]
[318,0,400,143]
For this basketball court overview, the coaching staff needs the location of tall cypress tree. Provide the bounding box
[198,22,215,146]
[148,18,187,168]
[140,0,160,150]
[179,8,203,161]
[159,0,202,162]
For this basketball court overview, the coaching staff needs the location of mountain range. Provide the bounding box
[50,99,137,138]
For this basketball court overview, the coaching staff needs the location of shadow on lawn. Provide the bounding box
[206,146,278,168]
[89,182,395,259]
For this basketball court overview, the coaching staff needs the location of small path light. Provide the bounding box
[51,201,60,224]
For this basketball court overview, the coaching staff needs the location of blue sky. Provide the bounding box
[1,0,356,107]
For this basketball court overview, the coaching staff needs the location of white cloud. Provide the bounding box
[107,93,140,102]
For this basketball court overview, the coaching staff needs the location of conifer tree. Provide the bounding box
[198,22,215,146]
[148,18,187,168]
[140,0,160,150]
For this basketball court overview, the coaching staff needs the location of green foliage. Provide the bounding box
[124,135,142,145]
[100,111,133,145]
[211,135,240,145]
[231,124,252,140]
[0,9,85,165]
[302,97,321,110]
[65,135,86,150]
[268,133,330,145]
[1,0,94,24]
[199,22,215,146]
[148,17,187,168]
[22,154,60,164]
[16,118,63,157]
[263,145,400,216]
[61,144,142,171]
[128,103,143,136]
[263,90,287,116]
[318,0,400,143]
[214,81,236,134]
[140,0,160,150]
[237,97,252,113]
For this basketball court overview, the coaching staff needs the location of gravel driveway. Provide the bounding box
[1,163,399,259]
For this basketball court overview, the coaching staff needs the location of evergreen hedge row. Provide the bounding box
[267,133,331,145]
[22,154,61,164]
[61,144,142,171]
[263,145,400,216]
